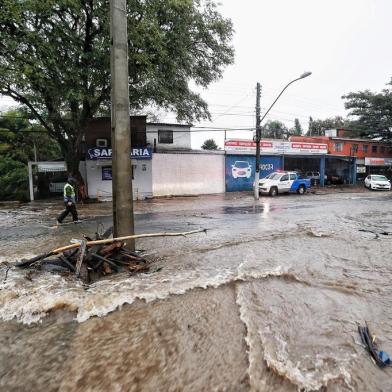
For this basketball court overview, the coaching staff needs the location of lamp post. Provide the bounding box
[254,72,312,200]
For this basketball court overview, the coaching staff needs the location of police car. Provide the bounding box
[257,171,311,196]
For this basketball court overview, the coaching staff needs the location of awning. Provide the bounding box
[37,162,67,173]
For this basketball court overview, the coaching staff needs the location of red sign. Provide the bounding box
[225,139,328,154]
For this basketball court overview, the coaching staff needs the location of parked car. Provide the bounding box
[232,161,252,179]
[325,173,344,185]
[364,175,391,191]
[49,181,67,193]
[257,171,311,196]
[305,171,327,185]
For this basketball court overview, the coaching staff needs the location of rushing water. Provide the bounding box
[0,191,392,391]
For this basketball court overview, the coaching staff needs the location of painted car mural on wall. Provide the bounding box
[231,160,252,179]
[225,155,282,192]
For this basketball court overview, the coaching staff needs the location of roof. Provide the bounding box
[147,122,192,128]
[331,137,391,144]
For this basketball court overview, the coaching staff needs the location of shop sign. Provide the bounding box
[225,139,327,155]
[365,157,392,166]
[357,166,366,173]
[87,147,152,160]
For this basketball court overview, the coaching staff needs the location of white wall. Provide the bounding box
[152,152,225,196]
[86,159,152,200]
[147,124,191,150]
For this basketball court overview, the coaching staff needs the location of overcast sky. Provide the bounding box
[185,0,392,148]
[1,0,392,149]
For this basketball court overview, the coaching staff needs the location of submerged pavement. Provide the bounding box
[0,190,392,391]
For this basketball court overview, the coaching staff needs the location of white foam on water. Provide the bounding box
[259,329,354,391]
[0,259,293,324]
[235,280,356,392]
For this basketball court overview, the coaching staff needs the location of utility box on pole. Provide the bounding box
[110,0,135,248]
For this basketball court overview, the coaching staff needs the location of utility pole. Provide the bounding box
[253,72,312,200]
[110,0,135,248]
[254,83,261,200]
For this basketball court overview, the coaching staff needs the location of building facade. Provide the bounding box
[224,139,329,191]
[146,123,192,151]
[291,130,392,181]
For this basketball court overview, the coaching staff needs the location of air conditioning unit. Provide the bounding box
[96,138,108,147]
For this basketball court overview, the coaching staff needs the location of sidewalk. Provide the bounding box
[311,184,368,195]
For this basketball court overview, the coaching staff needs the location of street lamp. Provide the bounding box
[254,71,312,200]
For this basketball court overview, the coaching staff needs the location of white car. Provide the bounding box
[364,175,391,191]
[232,161,252,179]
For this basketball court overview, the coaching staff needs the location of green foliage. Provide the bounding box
[0,157,29,201]
[201,138,219,150]
[306,116,347,136]
[262,120,288,139]
[0,109,61,200]
[343,80,392,141]
[290,118,303,136]
[0,0,234,177]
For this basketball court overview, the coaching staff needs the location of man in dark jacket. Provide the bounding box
[57,177,79,224]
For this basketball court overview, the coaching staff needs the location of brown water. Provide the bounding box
[0,192,392,391]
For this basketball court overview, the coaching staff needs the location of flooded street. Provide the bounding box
[1,191,392,391]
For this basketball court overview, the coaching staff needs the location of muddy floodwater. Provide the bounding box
[0,191,392,391]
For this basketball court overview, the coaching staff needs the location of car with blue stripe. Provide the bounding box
[257,171,311,196]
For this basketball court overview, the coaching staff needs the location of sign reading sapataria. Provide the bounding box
[87,147,152,160]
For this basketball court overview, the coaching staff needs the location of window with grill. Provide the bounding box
[352,144,358,153]
[372,145,377,153]
[362,144,368,153]
[158,130,173,144]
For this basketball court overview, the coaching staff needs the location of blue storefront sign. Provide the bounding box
[225,155,282,192]
[87,147,152,160]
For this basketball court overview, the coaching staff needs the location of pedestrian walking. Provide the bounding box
[57,177,79,224]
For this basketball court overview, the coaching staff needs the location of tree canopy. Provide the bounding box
[290,118,303,136]
[0,109,60,200]
[201,138,219,150]
[262,120,288,139]
[306,116,347,136]
[343,80,392,141]
[0,0,234,179]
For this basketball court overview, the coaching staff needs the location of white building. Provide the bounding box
[146,123,192,151]
[28,122,226,201]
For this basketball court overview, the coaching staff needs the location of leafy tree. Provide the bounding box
[290,118,302,136]
[0,109,61,200]
[0,0,234,183]
[343,80,392,141]
[306,116,347,136]
[201,138,219,150]
[262,120,288,139]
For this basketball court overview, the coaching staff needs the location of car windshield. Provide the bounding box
[234,161,249,168]
[267,172,281,180]
[372,175,388,181]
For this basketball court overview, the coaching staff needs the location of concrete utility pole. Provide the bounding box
[110,0,135,248]
[254,83,262,200]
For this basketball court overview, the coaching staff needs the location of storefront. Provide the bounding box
[85,147,153,200]
[224,139,328,191]
[365,157,392,180]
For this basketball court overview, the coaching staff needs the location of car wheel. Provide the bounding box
[269,187,278,197]
[297,185,305,195]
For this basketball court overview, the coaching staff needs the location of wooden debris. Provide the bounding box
[15,227,207,283]
[75,240,87,278]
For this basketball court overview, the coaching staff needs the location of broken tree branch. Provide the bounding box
[15,228,207,268]
[51,228,207,254]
